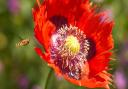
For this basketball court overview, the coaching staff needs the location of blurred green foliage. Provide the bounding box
[0,0,128,89]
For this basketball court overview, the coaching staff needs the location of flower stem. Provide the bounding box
[44,68,53,89]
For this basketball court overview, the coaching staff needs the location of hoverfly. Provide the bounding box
[16,38,30,48]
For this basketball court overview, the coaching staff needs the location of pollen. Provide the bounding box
[64,35,80,55]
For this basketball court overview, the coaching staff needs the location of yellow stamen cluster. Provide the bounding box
[64,35,80,55]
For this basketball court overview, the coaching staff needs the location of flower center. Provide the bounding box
[64,35,80,55]
[50,25,90,80]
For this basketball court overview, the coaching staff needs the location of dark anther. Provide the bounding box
[49,16,68,28]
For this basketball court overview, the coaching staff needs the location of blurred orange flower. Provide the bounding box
[32,0,114,89]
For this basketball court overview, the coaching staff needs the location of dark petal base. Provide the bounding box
[49,16,68,29]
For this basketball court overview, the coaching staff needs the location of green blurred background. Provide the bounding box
[0,0,128,89]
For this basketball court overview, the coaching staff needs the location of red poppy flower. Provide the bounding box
[32,0,114,89]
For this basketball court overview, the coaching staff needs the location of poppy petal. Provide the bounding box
[34,20,55,52]
[89,52,112,76]
[64,70,111,89]
[78,12,114,52]
[46,0,90,25]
